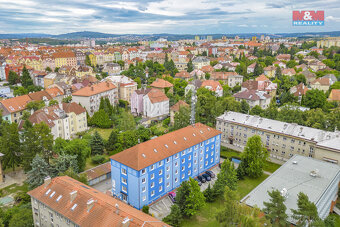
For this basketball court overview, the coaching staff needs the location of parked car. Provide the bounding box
[194,178,202,186]
[197,175,206,183]
[168,192,176,202]
[205,170,215,178]
[202,173,211,181]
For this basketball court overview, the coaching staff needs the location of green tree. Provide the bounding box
[0,123,21,171]
[27,155,54,189]
[21,66,33,88]
[253,63,264,77]
[106,129,119,151]
[241,99,250,114]
[52,153,79,174]
[26,100,45,111]
[63,139,90,172]
[215,186,240,226]
[89,109,112,128]
[162,204,183,227]
[291,192,321,227]
[263,190,288,227]
[49,99,58,106]
[142,205,149,214]
[62,96,72,103]
[13,86,28,96]
[212,159,238,197]
[8,71,19,85]
[304,89,327,109]
[286,60,298,68]
[8,207,33,227]
[240,135,269,178]
[187,59,194,72]
[204,183,214,202]
[90,131,105,155]
[174,106,191,130]
[45,67,52,72]
[85,55,91,66]
[250,105,264,116]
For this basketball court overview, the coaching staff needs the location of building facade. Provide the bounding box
[110,123,221,209]
[216,111,340,164]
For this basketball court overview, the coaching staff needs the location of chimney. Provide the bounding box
[106,81,110,87]
[115,203,119,214]
[91,86,94,91]
[70,190,77,202]
[87,199,95,212]
[121,217,130,227]
[44,176,51,187]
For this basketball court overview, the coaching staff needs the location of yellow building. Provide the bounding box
[52,52,77,68]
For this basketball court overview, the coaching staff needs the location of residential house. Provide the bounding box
[302,70,317,85]
[150,78,173,94]
[28,90,52,106]
[102,62,121,75]
[309,61,326,71]
[143,89,169,118]
[290,83,308,102]
[310,77,335,92]
[170,100,189,125]
[175,71,191,81]
[276,54,291,61]
[28,176,168,227]
[282,68,296,76]
[201,80,223,97]
[192,56,210,70]
[52,52,77,68]
[210,72,243,88]
[0,95,32,123]
[110,123,221,209]
[329,89,340,102]
[75,66,95,78]
[263,66,276,78]
[72,81,118,116]
[131,88,150,116]
[75,51,86,65]
[247,63,256,74]
[105,76,138,103]
[233,90,272,109]
[185,80,203,96]
[26,102,87,140]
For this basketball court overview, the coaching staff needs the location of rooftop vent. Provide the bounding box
[153,149,158,153]
[71,203,78,211]
[173,141,177,144]
[310,169,319,177]
[280,188,288,198]
[122,217,130,227]
[45,189,51,196]
[164,144,168,148]
[87,199,95,212]
[50,191,56,198]
[183,137,187,141]
[44,176,51,187]
[193,133,196,137]
[200,130,203,134]
[292,161,298,165]
[115,203,119,214]
[142,153,146,158]
[56,195,62,202]
[207,128,211,131]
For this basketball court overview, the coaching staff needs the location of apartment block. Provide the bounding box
[28,176,168,227]
[216,111,340,164]
[110,123,221,209]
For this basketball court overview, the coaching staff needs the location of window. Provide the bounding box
[122,178,127,184]
[166,174,170,179]
[206,147,209,152]
[142,187,146,192]
[122,186,127,193]
[159,186,163,192]
[211,158,213,163]
[159,178,163,183]
[142,169,146,174]
[188,170,191,175]
[182,151,185,156]
[159,161,163,167]
[205,161,208,166]
[166,166,170,171]
[188,155,191,160]
[175,154,179,159]
[143,196,146,201]
[50,212,54,223]
[195,145,198,150]
[159,170,163,175]
[194,160,197,164]
[211,151,214,156]
[194,152,197,157]
[166,158,170,163]
[200,143,204,147]
[151,190,155,196]
[182,166,185,171]
[175,178,178,183]
[151,165,155,170]
[200,157,203,161]
[121,168,127,175]
[167,182,170,187]
[200,150,203,154]
[151,173,154,180]
[151,182,155,188]
[142,178,146,183]
[194,167,197,172]
[175,162,178,167]
[181,174,185,179]
[205,154,208,159]
[182,159,185,164]
[211,145,214,149]
[175,170,178,175]
[200,164,203,169]
[188,163,191,168]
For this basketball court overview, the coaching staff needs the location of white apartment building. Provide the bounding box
[216,111,340,164]
[72,81,118,116]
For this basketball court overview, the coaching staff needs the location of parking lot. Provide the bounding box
[149,164,221,219]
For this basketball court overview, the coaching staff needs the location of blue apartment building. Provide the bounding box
[110,123,222,209]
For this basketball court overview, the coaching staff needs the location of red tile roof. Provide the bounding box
[150,78,173,88]
[201,80,222,92]
[28,90,52,101]
[82,162,111,181]
[72,81,116,97]
[329,89,340,101]
[170,100,189,112]
[45,87,64,98]
[111,123,221,170]
[28,176,168,227]
[146,89,169,103]
[0,95,32,113]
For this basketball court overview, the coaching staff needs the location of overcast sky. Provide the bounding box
[0,0,339,34]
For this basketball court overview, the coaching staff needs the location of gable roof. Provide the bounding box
[146,89,169,104]
[329,89,340,101]
[150,78,173,88]
[170,100,189,112]
[28,176,168,227]
[72,82,116,97]
[0,95,32,113]
[28,90,52,101]
[233,90,271,101]
[111,123,221,171]
[201,80,222,92]
[45,87,64,98]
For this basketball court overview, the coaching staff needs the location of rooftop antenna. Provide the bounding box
[190,87,197,126]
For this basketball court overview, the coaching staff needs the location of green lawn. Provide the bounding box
[220,146,281,173]
[85,154,111,170]
[0,183,29,197]
[181,174,269,227]
[84,128,113,140]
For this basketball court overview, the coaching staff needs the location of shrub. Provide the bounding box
[142,205,149,214]
[91,155,106,165]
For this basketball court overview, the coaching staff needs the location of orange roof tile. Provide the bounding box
[111,123,221,170]
[201,80,222,92]
[329,89,340,101]
[28,176,168,227]
[72,81,116,97]
[150,78,173,88]
[255,74,269,82]
[45,87,64,98]
[0,95,32,113]
[170,100,189,112]
[146,89,169,103]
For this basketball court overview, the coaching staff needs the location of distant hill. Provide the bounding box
[0,31,339,40]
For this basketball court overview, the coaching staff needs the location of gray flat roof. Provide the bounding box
[241,155,340,223]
